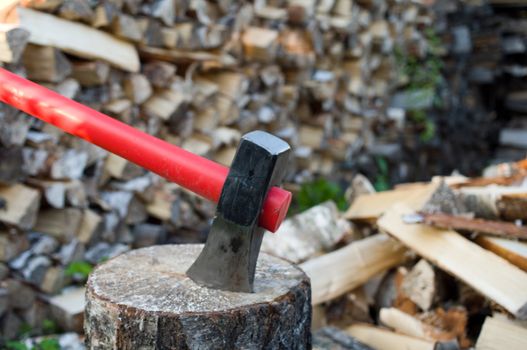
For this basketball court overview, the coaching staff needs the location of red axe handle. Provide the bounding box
[0,68,291,232]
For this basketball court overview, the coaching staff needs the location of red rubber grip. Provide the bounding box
[0,68,291,232]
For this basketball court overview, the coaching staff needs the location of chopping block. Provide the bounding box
[85,245,311,349]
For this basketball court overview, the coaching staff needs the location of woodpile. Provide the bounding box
[1,0,526,347]
[302,157,527,349]
[0,0,442,343]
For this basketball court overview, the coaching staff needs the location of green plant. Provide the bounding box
[5,338,60,350]
[394,27,444,143]
[18,323,33,337]
[410,109,437,142]
[6,341,28,350]
[65,260,93,280]
[35,339,60,350]
[294,178,347,213]
[374,157,390,192]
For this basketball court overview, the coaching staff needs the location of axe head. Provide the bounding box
[186,131,291,292]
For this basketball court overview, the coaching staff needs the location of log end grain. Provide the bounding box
[85,244,311,349]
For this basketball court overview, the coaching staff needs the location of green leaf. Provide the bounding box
[65,261,93,279]
[295,179,348,213]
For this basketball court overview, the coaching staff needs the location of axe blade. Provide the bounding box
[186,131,291,292]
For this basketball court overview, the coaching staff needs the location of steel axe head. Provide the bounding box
[186,131,291,292]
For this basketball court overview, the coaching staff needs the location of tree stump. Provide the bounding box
[85,244,311,349]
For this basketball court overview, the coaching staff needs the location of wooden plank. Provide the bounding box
[379,204,527,319]
[300,234,408,305]
[345,183,436,221]
[476,236,527,272]
[346,324,436,350]
[476,316,527,350]
[15,7,139,72]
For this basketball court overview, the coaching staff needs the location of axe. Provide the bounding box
[0,68,291,293]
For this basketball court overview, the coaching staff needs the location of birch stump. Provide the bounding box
[85,244,311,349]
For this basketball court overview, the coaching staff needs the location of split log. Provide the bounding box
[345,183,436,221]
[0,231,29,262]
[0,24,29,63]
[475,316,527,350]
[346,324,436,350]
[261,201,350,263]
[40,266,66,294]
[380,308,465,344]
[143,89,187,121]
[379,204,527,319]
[58,0,94,22]
[380,308,437,341]
[123,73,153,104]
[33,208,83,242]
[85,244,311,349]
[400,259,436,311]
[300,233,408,305]
[49,287,85,333]
[71,60,110,87]
[456,186,527,220]
[0,184,41,230]
[111,14,142,43]
[14,7,140,72]
[77,209,102,245]
[22,44,72,83]
[242,27,279,62]
[0,146,25,184]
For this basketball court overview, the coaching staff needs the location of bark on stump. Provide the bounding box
[85,244,311,349]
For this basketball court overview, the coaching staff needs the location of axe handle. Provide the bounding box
[0,68,290,232]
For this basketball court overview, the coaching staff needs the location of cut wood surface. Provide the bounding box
[85,244,311,349]
[380,308,434,341]
[0,23,28,63]
[419,212,527,240]
[346,324,436,350]
[0,184,40,230]
[476,236,527,272]
[48,286,85,333]
[345,184,436,221]
[476,316,527,350]
[300,233,408,305]
[14,7,139,72]
[379,204,527,319]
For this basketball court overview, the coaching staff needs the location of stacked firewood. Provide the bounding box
[0,0,440,342]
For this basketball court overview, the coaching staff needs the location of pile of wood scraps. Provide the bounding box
[269,157,527,350]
